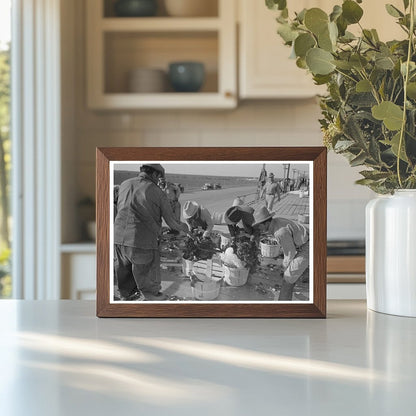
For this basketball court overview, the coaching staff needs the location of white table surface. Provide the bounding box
[0,300,415,416]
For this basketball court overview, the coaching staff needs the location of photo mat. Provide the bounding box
[110,161,313,304]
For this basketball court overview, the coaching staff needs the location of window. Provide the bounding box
[0,0,11,298]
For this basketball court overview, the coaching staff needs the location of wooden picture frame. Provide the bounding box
[96,147,327,318]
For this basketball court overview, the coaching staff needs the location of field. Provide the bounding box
[114,170,257,193]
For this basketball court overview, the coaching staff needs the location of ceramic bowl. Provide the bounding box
[114,0,158,17]
[128,68,167,93]
[168,62,205,92]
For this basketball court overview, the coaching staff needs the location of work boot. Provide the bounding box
[120,289,146,302]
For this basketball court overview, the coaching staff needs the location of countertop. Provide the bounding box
[0,300,415,415]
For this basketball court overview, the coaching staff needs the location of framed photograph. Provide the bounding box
[96,147,327,318]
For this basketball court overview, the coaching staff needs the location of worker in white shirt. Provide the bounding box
[261,172,281,211]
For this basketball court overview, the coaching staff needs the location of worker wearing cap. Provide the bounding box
[224,203,256,238]
[261,172,281,211]
[114,163,189,301]
[252,206,309,301]
[182,201,214,238]
[158,177,181,223]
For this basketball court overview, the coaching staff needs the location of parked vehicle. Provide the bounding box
[214,183,222,189]
[201,183,213,190]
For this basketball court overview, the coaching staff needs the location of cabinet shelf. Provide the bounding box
[90,92,235,110]
[86,0,236,109]
[101,17,221,32]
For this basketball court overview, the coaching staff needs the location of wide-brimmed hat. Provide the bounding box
[224,206,243,225]
[252,206,274,227]
[183,201,199,219]
[268,172,274,178]
[142,163,165,176]
[232,197,243,207]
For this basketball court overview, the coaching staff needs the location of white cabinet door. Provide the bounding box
[62,253,96,300]
[239,0,326,99]
[238,0,403,99]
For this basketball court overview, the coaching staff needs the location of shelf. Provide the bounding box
[89,92,235,110]
[86,0,236,109]
[101,17,221,32]
[61,243,96,254]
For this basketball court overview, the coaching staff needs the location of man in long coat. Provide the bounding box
[114,164,188,301]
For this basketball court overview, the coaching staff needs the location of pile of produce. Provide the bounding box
[182,232,217,261]
[221,236,259,272]
[260,238,279,246]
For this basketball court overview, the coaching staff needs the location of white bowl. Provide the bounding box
[128,68,167,93]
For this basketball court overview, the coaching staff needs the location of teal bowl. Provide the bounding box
[168,62,205,93]
[114,0,158,17]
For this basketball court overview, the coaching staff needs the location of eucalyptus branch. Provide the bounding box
[334,68,359,84]
[358,69,381,104]
[397,0,415,188]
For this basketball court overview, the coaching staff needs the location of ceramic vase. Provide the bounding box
[366,190,416,317]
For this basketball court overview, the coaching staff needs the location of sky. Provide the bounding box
[113,162,310,179]
[0,0,11,49]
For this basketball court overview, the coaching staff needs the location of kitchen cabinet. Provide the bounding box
[86,0,237,109]
[61,244,96,300]
[238,0,325,99]
[238,0,404,99]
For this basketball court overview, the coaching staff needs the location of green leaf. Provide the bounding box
[266,0,287,11]
[403,0,409,10]
[372,101,404,131]
[339,31,356,43]
[350,54,368,70]
[334,140,355,151]
[318,27,334,52]
[389,132,409,162]
[277,23,299,43]
[330,5,342,22]
[296,57,308,69]
[333,60,352,70]
[375,55,395,70]
[342,0,364,24]
[296,8,307,23]
[336,15,348,36]
[294,33,316,58]
[350,152,368,167]
[356,79,372,92]
[313,74,332,85]
[304,8,329,35]
[371,29,380,43]
[359,170,391,180]
[305,48,335,75]
[385,4,404,18]
[407,82,416,99]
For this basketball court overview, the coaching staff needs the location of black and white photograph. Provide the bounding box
[110,161,312,303]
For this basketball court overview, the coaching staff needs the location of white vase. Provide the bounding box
[366,190,416,317]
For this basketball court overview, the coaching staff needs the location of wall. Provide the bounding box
[61,0,374,243]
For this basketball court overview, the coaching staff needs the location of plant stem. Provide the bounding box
[397,0,415,188]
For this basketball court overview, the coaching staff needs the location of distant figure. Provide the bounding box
[252,206,309,301]
[260,172,281,211]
